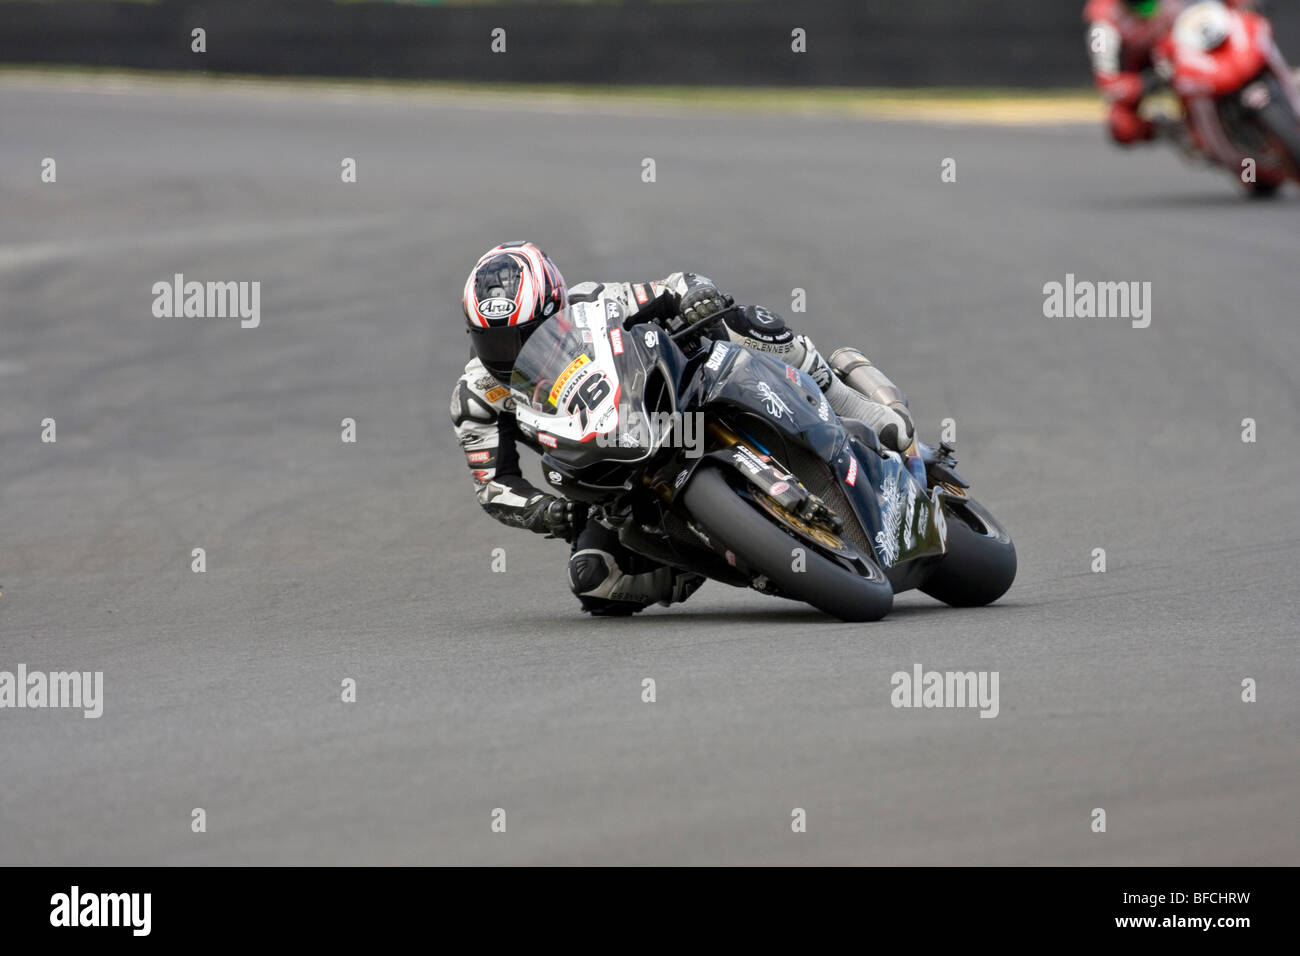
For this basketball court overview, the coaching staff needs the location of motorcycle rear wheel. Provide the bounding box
[920,498,1017,608]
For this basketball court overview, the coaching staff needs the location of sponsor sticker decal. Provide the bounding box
[538,433,558,449]
[548,353,591,406]
[477,297,515,320]
[705,341,731,371]
[756,381,794,420]
[609,328,624,355]
[932,488,948,544]
[592,401,619,431]
[846,456,858,486]
[769,480,790,496]
[466,450,491,464]
[484,385,510,403]
[731,445,768,477]
[874,473,907,564]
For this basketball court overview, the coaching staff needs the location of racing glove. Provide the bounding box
[523,494,588,542]
[678,277,731,326]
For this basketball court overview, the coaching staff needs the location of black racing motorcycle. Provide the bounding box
[509,299,1015,622]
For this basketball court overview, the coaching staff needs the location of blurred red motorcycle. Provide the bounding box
[1153,0,1300,196]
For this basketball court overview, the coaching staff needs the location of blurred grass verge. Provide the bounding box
[0,66,1103,125]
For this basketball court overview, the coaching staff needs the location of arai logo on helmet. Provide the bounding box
[477,297,515,320]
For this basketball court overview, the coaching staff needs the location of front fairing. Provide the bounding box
[838,435,949,571]
[511,303,683,466]
[510,303,701,500]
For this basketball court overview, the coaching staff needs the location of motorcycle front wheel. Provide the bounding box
[1254,80,1300,183]
[680,464,894,622]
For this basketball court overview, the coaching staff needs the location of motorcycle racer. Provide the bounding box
[1085,0,1255,145]
[450,241,919,615]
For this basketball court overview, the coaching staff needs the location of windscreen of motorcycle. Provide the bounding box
[509,299,657,457]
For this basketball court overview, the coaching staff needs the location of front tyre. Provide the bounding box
[680,464,893,622]
[921,498,1016,608]
[1254,86,1300,183]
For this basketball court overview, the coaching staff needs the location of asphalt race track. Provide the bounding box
[1,77,1297,865]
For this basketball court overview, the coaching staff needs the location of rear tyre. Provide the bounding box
[921,498,1016,608]
[680,464,893,622]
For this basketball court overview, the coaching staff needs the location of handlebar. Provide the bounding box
[667,304,741,344]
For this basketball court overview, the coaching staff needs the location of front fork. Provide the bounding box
[646,419,842,532]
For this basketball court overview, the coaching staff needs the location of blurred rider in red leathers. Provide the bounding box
[1083,0,1254,144]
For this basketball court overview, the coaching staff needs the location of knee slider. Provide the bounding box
[876,403,915,453]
